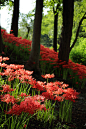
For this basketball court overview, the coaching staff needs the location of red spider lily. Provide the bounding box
[0,63,7,67]
[25,70,33,75]
[41,73,55,79]
[24,124,26,128]
[6,64,24,70]
[61,84,69,89]
[62,88,80,102]
[2,57,9,61]
[0,84,15,93]
[32,95,45,102]
[6,97,46,115]
[42,92,55,100]
[19,93,28,98]
[54,96,64,101]
[33,81,46,91]
[53,88,63,95]
[45,82,57,91]
[1,94,17,104]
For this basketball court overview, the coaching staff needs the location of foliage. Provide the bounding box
[6,0,14,11]
[44,0,63,9]
[41,10,54,39]
[0,0,14,7]
[18,12,34,40]
[70,0,86,46]
[41,34,52,47]
[70,37,86,65]
[41,9,62,41]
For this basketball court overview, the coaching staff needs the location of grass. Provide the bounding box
[0,29,86,129]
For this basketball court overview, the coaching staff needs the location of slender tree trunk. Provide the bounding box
[53,12,58,52]
[58,0,74,62]
[25,26,30,39]
[53,2,60,52]
[10,0,19,37]
[25,0,43,74]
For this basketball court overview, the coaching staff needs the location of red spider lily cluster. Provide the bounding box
[0,84,15,93]
[1,29,86,82]
[1,94,17,104]
[1,29,32,50]
[0,29,83,117]
[0,84,46,115]
[5,96,46,115]
[0,56,80,116]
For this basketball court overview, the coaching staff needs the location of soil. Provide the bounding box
[71,87,86,129]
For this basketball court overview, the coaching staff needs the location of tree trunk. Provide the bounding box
[10,0,19,37]
[58,0,74,63]
[53,2,60,52]
[25,0,43,75]
[25,26,30,39]
[53,12,58,52]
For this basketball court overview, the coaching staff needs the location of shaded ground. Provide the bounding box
[71,87,86,129]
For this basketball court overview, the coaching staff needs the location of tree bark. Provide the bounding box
[10,0,19,37]
[25,26,30,39]
[70,12,86,52]
[53,9,58,52]
[25,0,43,74]
[53,3,60,52]
[58,0,74,63]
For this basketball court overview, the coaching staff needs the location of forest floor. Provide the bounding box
[1,52,86,129]
[71,87,86,129]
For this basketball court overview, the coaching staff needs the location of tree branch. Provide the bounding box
[53,0,60,14]
[70,12,86,52]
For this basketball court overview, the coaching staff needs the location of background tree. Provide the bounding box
[58,0,74,62]
[44,0,63,52]
[41,8,62,49]
[10,0,20,37]
[41,10,54,46]
[53,0,61,52]
[18,11,34,40]
[25,0,44,76]
[41,34,52,47]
